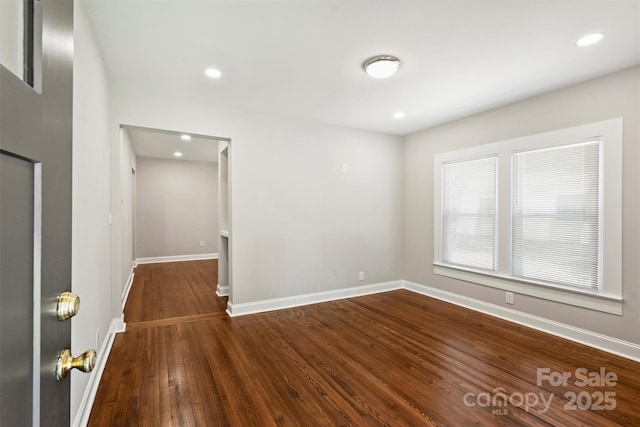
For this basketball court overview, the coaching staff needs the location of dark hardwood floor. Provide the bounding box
[89,260,640,426]
[123,260,227,324]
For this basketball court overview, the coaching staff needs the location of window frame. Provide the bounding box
[433,118,622,315]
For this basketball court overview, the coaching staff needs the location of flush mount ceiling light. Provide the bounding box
[205,68,222,78]
[181,134,191,141]
[393,111,406,119]
[363,55,400,79]
[174,151,183,157]
[576,32,604,47]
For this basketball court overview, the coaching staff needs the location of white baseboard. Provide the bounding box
[226,281,403,317]
[216,284,229,297]
[72,317,126,427]
[121,267,135,311]
[110,316,126,333]
[403,280,640,363]
[135,253,218,265]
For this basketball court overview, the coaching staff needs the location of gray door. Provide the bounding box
[1,0,74,426]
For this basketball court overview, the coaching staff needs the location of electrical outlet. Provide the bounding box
[200,241,205,247]
[342,163,349,173]
[506,291,514,305]
[358,271,364,281]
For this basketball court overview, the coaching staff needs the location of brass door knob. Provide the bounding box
[57,292,80,320]
[55,349,96,380]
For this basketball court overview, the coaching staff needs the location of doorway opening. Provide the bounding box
[118,125,231,309]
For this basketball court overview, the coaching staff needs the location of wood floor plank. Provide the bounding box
[124,260,221,323]
[89,260,640,426]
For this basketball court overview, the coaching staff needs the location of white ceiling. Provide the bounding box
[125,126,220,162]
[85,0,639,136]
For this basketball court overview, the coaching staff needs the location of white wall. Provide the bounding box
[109,87,404,309]
[71,1,112,423]
[136,157,218,258]
[404,66,640,344]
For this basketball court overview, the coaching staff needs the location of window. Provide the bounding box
[433,119,622,314]
[442,157,497,271]
[512,141,600,289]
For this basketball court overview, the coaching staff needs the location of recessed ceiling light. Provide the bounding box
[576,32,604,47]
[174,151,183,157]
[363,55,400,79]
[181,134,191,141]
[205,68,222,79]
[393,111,405,119]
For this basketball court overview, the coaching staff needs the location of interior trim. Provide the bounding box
[135,253,218,265]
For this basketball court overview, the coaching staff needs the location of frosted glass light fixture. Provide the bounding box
[205,68,222,78]
[576,33,603,47]
[174,151,183,157]
[363,55,400,79]
[181,134,191,141]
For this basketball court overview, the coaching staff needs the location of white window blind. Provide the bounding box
[512,140,600,289]
[442,157,497,271]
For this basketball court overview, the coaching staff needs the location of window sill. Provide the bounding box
[433,263,622,315]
